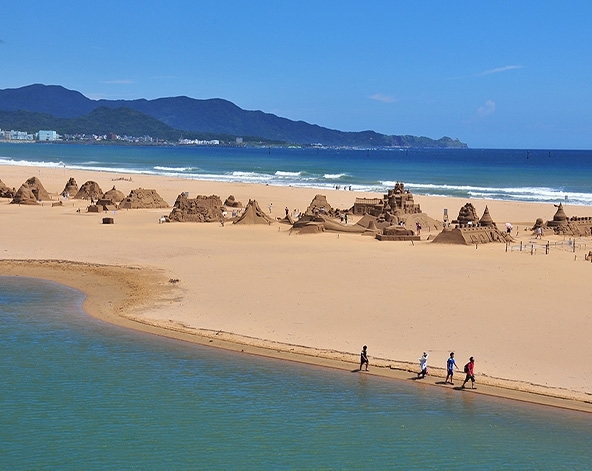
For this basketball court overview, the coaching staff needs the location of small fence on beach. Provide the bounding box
[506,238,588,255]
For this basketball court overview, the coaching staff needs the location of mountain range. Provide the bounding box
[0,84,467,147]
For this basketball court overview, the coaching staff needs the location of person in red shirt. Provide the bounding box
[462,356,476,389]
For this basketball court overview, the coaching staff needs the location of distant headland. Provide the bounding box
[0,84,467,148]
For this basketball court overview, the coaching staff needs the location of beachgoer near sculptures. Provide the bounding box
[445,352,459,384]
[415,222,422,235]
[462,356,476,389]
[344,213,348,224]
[285,206,289,217]
[417,352,429,378]
[360,345,369,371]
[536,227,542,239]
[268,203,273,213]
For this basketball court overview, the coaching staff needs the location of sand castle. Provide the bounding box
[353,183,421,218]
[532,203,592,237]
[353,183,441,234]
[431,204,512,245]
[168,193,224,222]
[119,188,169,209]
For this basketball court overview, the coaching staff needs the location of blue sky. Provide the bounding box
[1,1,591,149]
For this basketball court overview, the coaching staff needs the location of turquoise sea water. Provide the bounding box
[1,277,591,470]
[1,142,592,205]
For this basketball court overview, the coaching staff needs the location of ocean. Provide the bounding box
[1,277,591,470]
[1,142,592,205]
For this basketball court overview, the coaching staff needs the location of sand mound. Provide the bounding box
[23,176,52,201]
[168,193,223,222]
[10,184,40,205]
[119,188,170,209]
[61,177,78,198]
[74,181,103,200]
[103,186,126,204]
[233,199,274,225]
[0,179,16,198]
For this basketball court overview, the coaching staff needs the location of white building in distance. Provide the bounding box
[38,130,58,141]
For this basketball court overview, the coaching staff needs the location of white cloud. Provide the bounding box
[476,65,523,77]
[477,99,496,117]
[369,93,397,103]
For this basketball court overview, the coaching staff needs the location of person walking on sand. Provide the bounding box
[462,356,476,389]
[445,352,459,384]
[359,345,369,371]
[417,352,429,378]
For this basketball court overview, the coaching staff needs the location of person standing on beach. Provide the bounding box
[417,352,428,378]
[462,357,476,389]
[360,345,369,371]
[445,352,459,384]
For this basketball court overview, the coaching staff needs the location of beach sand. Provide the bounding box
[1,164,591,412]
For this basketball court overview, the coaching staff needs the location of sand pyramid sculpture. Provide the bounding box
[74,181,103,200]
[22,176,52,201]
[103,186,126,204]
[0,179,16,198]
[118,188,169,209]
[233,199,274,225]
[168,193,223,222]
[479,206,495,227]
[61,177,78,198]
[10,184,40,205]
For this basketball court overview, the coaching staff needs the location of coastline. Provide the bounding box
[1,164,592,413]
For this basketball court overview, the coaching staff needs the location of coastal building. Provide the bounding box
[38,130,58,141]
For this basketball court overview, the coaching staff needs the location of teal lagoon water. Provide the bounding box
[1,276,590,470]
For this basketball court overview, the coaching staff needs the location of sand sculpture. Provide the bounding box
[224,195,243,208]
[353,183,421,217]
[376,225,419,241]
[352,183,441,233]
[102,186,126,204]
[74,181,103,200]
[168,193,224,222]
[292,194,363,234]
[22,176,52,201]
[0,179,16,198]
[119,188,169,209]
[61,177,78,198]
[432,205,513,245]
[532,203,592,237]
[233,199,274,225]
[453,203,480,225]
[10,184,40,205]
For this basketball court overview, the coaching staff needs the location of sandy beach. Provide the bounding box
[1,164,591,412]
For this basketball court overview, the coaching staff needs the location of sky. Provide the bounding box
[1,1,591,149]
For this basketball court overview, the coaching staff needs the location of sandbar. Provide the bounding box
[1,164,591,413]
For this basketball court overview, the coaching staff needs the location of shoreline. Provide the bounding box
[2,163,592,413]
[2,259,591,413]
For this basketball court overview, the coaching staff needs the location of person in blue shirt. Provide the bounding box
[445,352,459,384]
